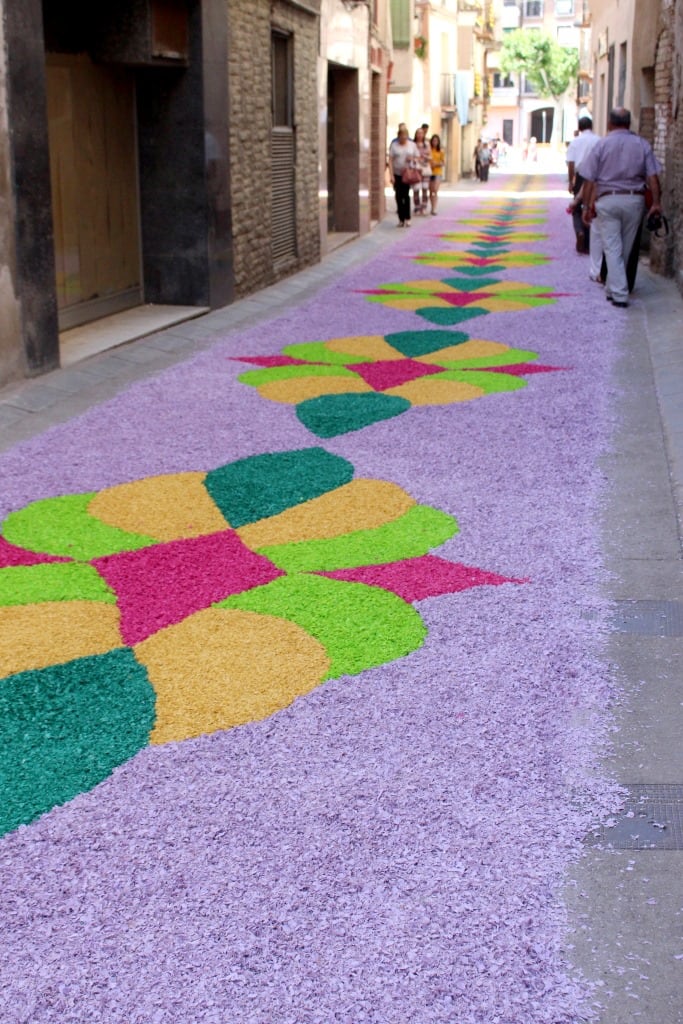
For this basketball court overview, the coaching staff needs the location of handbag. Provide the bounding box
[401,166,422,185]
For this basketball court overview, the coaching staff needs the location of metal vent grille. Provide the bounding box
[271,129,296,264]
[586,784,683,849]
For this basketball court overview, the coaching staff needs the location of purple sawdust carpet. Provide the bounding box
[0,174,624,1023]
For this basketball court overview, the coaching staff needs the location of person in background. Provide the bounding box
[389,122,407,146]
[580,107,662,308]
[478,141,491,182]
[565,116,600,253]
[388,124,418,227]
[473,139,482,180]
[569,180,605,284]
[429,134,445,215]
[413,126,431,215]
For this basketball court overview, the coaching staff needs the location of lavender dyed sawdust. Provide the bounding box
[0,176,626,1024]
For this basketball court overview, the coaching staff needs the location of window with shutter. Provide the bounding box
[271,31,297,265]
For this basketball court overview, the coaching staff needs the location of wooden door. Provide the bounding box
[46,53,142,328]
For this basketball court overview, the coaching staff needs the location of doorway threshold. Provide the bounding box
[326,231,358,254]
[59,304,210,367]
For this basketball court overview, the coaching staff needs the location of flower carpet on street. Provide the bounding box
[359,277,566,325]
[0,447,522,836]
[413,250,550,271]
[440,228,548,245]
[232,330,562,437]
[0,176,624,1024]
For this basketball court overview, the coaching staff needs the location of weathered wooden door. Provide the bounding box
[46,53,142,329]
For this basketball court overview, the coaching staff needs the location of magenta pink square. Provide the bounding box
[439,291,496,307]
[346,358,443,392]
[93,531,283,645]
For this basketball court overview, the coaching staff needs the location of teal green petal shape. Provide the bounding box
[2,493,157,560]
[416,307,488,325]
[218,574,426,679]
[0,649,156,836]
[0,562,115,607]
[384,330,470,358]
[442,277,502,291]
[204,448,355,528]
[446,265,507,276]
[296,392,411,438]
[257,504,458,573]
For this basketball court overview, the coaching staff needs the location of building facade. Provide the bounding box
[387,0,500,179]
[228,0,321,298]
[0,0,392,387]
[487,0,586,151]
[1,0,237,387]
[588,0,682,291]
[319,0,392,251]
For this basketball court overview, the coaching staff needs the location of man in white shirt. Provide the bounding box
[566,116,600,253]
[581,107,662,307]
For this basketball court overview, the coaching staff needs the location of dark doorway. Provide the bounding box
[327,63,360,233]
[530,106,554,143]
[40,0,233,332]
[46,52,143,329]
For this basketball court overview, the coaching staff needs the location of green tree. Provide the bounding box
[500,30,579,142]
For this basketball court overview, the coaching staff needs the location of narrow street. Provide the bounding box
[0,169,682,1023]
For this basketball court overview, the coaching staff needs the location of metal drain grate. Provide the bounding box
[610,600,683,637]
[586,784,683,849]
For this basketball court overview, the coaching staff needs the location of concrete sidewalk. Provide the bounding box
[566,263,683,1022]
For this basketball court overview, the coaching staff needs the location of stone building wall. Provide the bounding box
[227,0,320,299]
[0,6,24,387]
[670,0,683,292]
[649,0,681,284]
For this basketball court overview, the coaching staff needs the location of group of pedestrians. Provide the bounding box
[566,108,663,309]
[388,123,445,227]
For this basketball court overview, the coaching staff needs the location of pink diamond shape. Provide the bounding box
[320,555,525,602]
[483,362,566,377]
[93,531,283,645]
[229,355,314,368]
[0,536,71,568]
[346,359,443,392]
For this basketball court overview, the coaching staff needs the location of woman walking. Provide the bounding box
[388,125,419,227]
[413,126,431,215]
[429,134,445,215]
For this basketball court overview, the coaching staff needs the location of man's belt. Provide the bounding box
[598,189,645,197]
